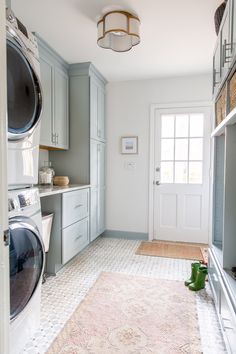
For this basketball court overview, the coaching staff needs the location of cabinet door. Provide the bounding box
[98,142,105,188]
[54,68,69,149]
[98,187,105,235]
[90,78,105,142]
[98,86,105,141]
[90,78,99,141]
[90,140,106,241]
[230,0,236,59]
[39,56,54,147]
[90,187,98,242]
[90,140,105,188]
[221,4,231,79]
[213,38,222,95]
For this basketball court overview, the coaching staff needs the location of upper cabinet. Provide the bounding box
[213,37,222,94]
[213,0,236,96]
[37,36,69,150]
[231,0,236,59]
[221,3,231,79]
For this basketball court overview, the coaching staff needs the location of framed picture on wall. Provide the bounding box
[121,136,138,154]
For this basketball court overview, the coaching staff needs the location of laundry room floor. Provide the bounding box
[22,238,226,354]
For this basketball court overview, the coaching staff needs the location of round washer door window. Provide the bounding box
[9,217,44,320]
[7,39,42,139]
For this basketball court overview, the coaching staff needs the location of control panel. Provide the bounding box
[6,8,39,59]
[8,189,39,213]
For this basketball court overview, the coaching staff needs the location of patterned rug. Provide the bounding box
[136,241,208,263]
[47,272,202,354]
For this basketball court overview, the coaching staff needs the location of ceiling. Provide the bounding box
[11,0,221,82]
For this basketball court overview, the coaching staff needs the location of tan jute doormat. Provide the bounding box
[136,240,208,263]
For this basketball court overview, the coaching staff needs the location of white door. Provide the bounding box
[0,0,10,352]
[151,104,211,244]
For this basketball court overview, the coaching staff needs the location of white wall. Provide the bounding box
[106,74,212,234]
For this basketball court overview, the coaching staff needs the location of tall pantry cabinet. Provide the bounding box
[50,62,107,242]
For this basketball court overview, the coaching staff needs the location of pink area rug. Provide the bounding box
[47,272,202,353]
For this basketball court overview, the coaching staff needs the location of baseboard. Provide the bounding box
[102,230,148,241]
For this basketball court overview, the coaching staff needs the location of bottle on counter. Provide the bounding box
[39,161,55,185]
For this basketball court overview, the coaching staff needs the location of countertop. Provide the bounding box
[36,184,90,197]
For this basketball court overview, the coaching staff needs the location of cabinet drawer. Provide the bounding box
[62,218,89,264]
[208,251,221,306]
[63,189,89,227]
[220,283,236,354]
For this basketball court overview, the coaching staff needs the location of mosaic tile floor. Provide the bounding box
[22,238,226,354]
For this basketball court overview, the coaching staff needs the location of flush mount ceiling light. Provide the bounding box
[97,10,140,52]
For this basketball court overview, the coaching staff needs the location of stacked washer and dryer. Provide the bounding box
[6,8,45,354]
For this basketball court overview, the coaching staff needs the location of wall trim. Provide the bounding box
[148,101,213,242]
[102,230,148,241]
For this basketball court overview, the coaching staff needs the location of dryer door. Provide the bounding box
[9,216,44,321]
[7,37,42,141]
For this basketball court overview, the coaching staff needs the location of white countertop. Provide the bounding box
[36,184,90,197]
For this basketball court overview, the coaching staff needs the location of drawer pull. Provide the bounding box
[74,204,83,209]
[75,235,83,241]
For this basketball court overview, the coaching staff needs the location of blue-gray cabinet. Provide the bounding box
[49,62,107,242]
[213,0,236,96]
[37,36,69,150]
[90,77,105,142]
[41,188,90,274]
[90,139,105,241]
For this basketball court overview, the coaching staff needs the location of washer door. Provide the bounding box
[7,37,42,141]
[9,216,44,321]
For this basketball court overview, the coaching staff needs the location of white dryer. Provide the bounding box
[8,187,45,354]
[6,9,43,189]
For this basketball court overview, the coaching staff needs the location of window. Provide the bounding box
[160,113,204,184]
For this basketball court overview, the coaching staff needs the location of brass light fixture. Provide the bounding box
[97,10,140,52]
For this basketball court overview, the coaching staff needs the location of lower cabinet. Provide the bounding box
[90,139,105,242]
[90,187,105,242]
[209,249,236,354]
[41,187,90,274]
[62,218,89,264]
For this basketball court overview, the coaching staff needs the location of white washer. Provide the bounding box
[6,9,43,190]
[8,188,45,354]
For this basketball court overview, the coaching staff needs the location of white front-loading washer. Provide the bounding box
[8,188,45,354]
[6,8,43,190]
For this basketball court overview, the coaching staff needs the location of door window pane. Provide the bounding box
[161,162,174,183]
[175,162,188,183]
[190,114,204,137]
[189,138,203,160]
[161,115,174,138]
[175,139,188,160]
[175,114,189,137]
[189,162,202,184]
[161,139,174,160]
[159,111,204,185]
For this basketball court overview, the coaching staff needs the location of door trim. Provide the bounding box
[148,101,213,241]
